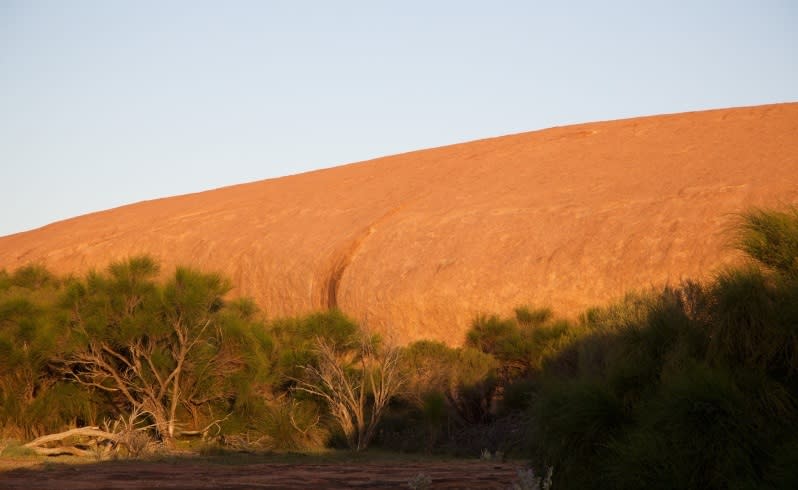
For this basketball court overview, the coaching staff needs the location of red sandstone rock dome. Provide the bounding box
[1,103,797,345]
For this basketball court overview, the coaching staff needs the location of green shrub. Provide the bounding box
[261,397,328,451]
[400,340,456,404]
[514,305,553,326]
[530,379,625,489]
[0,269,10,291]
[0,439,38,457]
[466,314,520,357]
[501,378,538,413]
[707,265,798,377]
[605,363,766,490]
[10,264,55,290]
[269,309,360,387]
[736,206,798,278]
[766,440,798,489]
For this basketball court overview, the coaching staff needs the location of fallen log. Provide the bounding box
[178,430,204,437]
[27,446,93,457]
[24,426,121,457]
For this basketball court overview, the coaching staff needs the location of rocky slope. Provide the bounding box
[2,103,797,344]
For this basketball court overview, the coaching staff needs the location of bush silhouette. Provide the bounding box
[526,206,798,489]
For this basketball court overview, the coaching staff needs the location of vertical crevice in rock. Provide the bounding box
[321,205,406,310]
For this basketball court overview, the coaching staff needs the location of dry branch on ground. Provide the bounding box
[23,426,120,457]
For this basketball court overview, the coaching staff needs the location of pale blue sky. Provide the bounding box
[1,1,796,237]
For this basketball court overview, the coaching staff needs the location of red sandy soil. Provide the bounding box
[1,103,796,345]
[0,459,524,489]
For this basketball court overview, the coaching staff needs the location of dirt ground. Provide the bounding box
[0,458,526,489]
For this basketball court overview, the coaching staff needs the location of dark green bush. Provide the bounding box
[530,379,626,489]
[524,206,798,489]
[607,363,767,490]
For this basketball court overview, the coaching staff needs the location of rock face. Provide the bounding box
[2,103,797,345]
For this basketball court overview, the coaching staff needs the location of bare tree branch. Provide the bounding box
[291,336,404,451]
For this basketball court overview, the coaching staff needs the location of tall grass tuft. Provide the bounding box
[736,206,798,278]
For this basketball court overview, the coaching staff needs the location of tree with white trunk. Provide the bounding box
[60,256,238,445]
[292,335,403,451]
